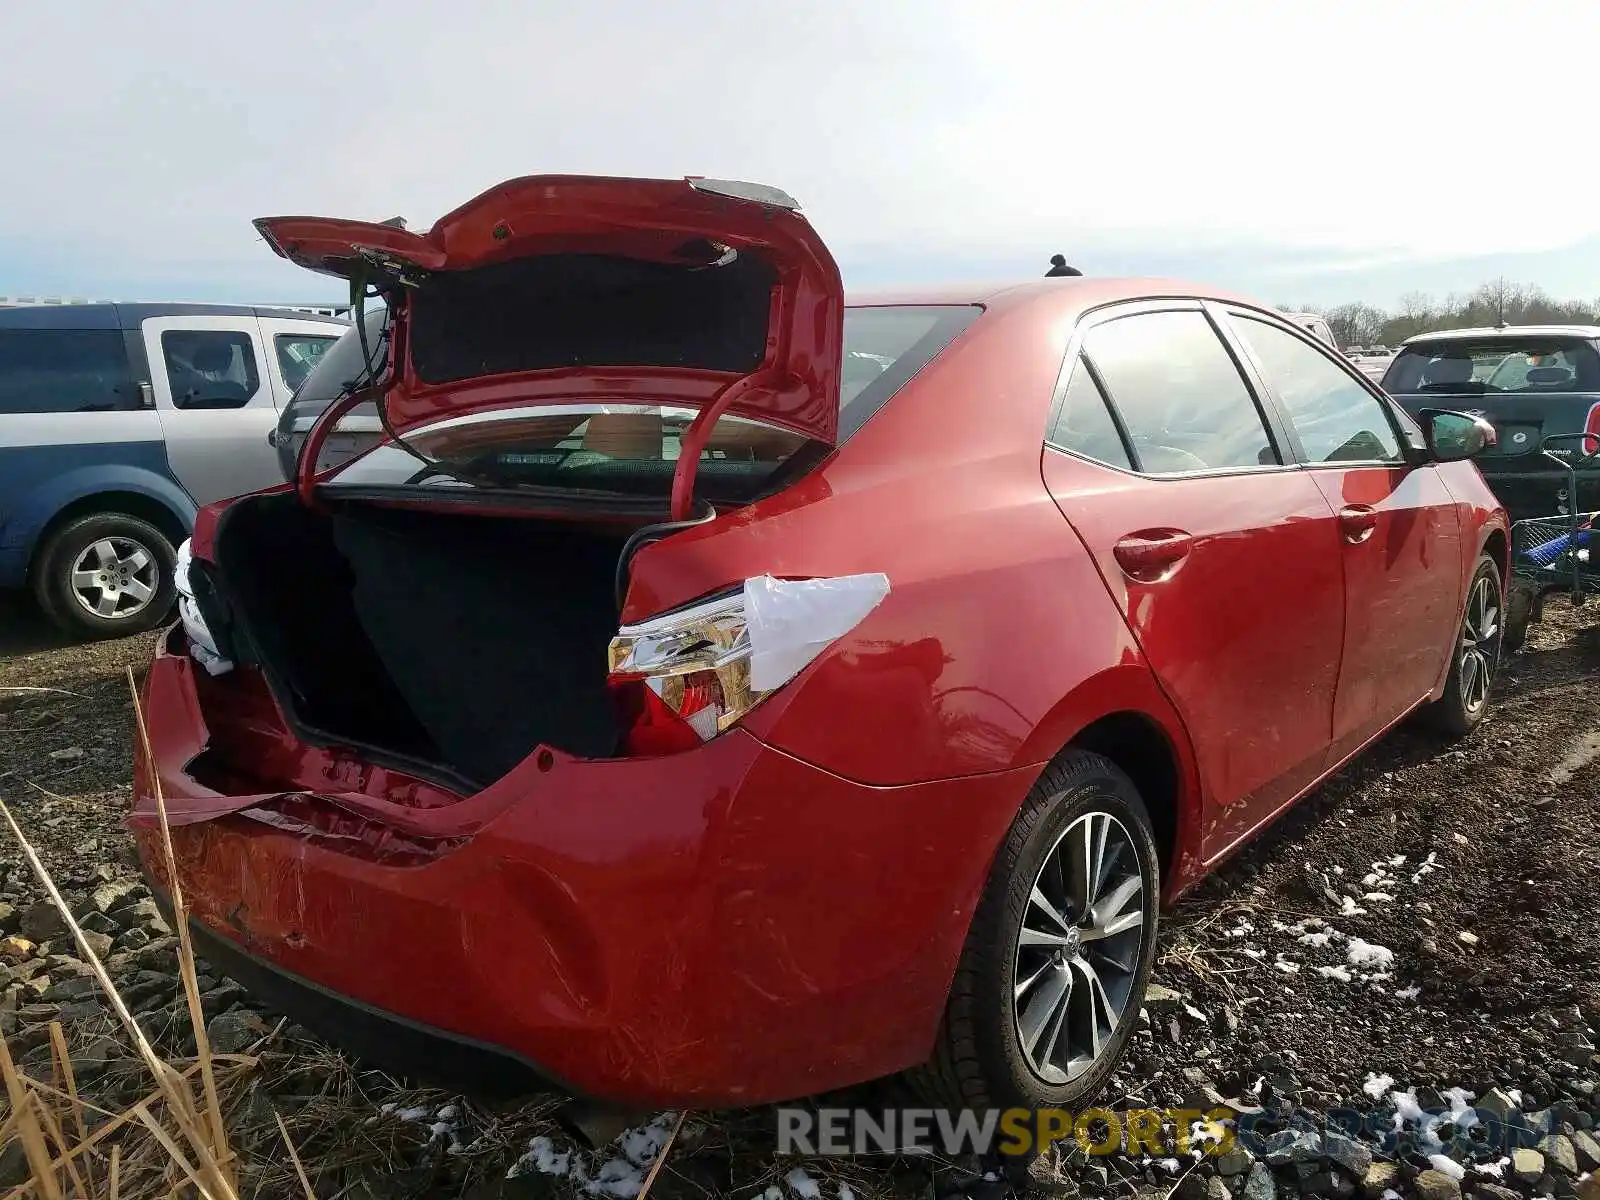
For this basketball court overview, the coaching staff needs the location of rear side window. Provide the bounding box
[0,329,136,415]
[1232,316,1403,464]
[274,334,339,392]
[1083,311,1279,473]
[1048,359,1132,469]
[161,330,261,410]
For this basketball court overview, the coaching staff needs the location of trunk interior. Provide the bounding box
[211,495,628,789]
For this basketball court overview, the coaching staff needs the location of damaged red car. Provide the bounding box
[131,175,1509,1122]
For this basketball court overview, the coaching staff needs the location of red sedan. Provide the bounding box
[131,175,1507,1120]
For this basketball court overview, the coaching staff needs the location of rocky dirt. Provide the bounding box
[2,590,1599,1200]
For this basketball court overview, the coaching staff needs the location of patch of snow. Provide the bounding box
[1411,852,1439,884]
[1429,1155,1466,1181]
[1388,855,1407,867]
[1274,960,1300,974]
[437,1105,458,1120]
[1317,965,1353,982]
[1225,922,1255,938]
[618,1115,676,1168]
[787,1168,822,1200]
[1395,985,1421,1001]
[840,1185,857,1200]
[1363,1073,1395,1099]
[1475,1158,1510,1178]
[1333,865,1345,874]
[1363,892,1396,902]
[1363,873,1385,887]
[1299,931,1338,948]
[509,1136,572,1180]
[1160,1158,1182,1172]
[1347,939,1396,968]
[765,1188,784,1200]
[1242,947,1267,959]
[396,1106,431,1122]
[1340,896,1368,916]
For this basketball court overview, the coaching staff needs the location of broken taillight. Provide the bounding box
[606,573,890,756]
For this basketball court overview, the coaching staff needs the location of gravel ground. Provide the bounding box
[2,590,1599,1200]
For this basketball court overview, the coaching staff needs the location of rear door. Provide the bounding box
[1041,302,1347,860]
[141,315,284,505]
[1222,308,1463,761]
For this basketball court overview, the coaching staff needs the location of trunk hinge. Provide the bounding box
[668,369,789,521]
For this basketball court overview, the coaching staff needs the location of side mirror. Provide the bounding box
[1422,409,1496,461]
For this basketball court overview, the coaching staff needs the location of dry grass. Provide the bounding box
[0,672,307,1200]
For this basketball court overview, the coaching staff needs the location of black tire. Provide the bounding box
[1503,576,1536,653]
[31,513,178,641]
[1420,553,1503,737]
[908,750,1161,1124]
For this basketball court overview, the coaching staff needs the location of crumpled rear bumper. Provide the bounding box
[130,629,1036,1107]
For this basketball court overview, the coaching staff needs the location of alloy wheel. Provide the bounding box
[70,537,159,621]
[1011,810,1147,1084]
[1459,572,1501,715]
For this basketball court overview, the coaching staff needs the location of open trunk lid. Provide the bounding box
[253,175,845,448]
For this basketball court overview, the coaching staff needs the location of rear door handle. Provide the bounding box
[1338,505,1379,544]
[1113,529,1194,582]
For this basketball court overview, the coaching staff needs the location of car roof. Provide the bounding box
[847,276,1266,315]
[0,302,350,331]
[1401,324,1600,345]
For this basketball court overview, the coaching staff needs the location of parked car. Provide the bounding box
[1382,325,1600,521]
[1353,352,1395,384]
[0,302,348,637]
[131,175,1507,1126]
[1284,312,1338,350]
[268,304,389,480]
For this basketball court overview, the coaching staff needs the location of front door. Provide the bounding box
[141,315,284,506]
[1221,309,1464,762]
[1042,303,1347,860]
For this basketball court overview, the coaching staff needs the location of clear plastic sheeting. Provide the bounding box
[743,573,891,692]
[174,539,234,677]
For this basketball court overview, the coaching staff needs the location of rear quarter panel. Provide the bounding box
[626,291,1199,788]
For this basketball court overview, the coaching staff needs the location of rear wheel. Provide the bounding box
[909,751,1160,1126]
[32,513,178,640]
[1422,553,1502,736]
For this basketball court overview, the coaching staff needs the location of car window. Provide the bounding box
[1232,316,1403,464]
[275,334,339,393]
[0,329,137,415]
[1047,357,1131,469]
[161,330,261,410]
[1082,310,1279,473]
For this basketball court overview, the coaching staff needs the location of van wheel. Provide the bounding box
[32,513,178,640]
[1420,553,1502,737]
[908,751,1160,1127]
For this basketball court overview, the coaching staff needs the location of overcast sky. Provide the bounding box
[4,0,1598,310]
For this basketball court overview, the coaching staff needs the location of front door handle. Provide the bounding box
[1113,529,1194,582]
[1338,505,1379,544]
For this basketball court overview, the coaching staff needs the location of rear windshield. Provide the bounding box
[324,303,980,500]
[1383,337,1600,394]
